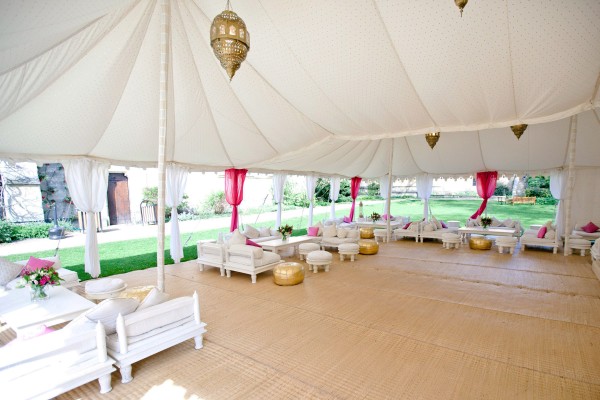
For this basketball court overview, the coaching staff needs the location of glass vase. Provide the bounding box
[282,234,288,241]
[30,285,50,302]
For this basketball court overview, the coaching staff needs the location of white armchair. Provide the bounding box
[224,244,281,283]
[197,242,226,276]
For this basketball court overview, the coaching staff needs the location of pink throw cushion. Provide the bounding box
[245,238,262,248]
[308,226,319,236]
[343,216,352,223]
[441,221,448,228]
[581,221,599,233]
[537,226,547,238]
[382,214,394,221]
[25,256,55,270]
[403,222,412,230]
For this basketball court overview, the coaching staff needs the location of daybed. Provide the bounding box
[393,221,421,242]
[0,322,115,398]
[591,241,600,281]
[224,244,282,283]
[1,255,79,291]
[319,224,360,249]
[419,217,459,243]
[520,222,560,254]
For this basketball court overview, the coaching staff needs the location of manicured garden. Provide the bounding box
[4,198,556,281]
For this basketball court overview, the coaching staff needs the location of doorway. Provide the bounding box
[107,173,131,225]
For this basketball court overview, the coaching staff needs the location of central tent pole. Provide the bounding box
[386,139,394,242]
[563,115,577,256]
[157,0,171,291]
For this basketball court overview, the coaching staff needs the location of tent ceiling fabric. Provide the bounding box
[0,0,599,178]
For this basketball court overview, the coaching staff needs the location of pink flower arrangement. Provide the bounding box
[20,265,62,289]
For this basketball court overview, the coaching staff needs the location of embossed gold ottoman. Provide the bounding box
[358,239,379,255]
[469,236,492,250]
[360,227,375,239]
[273,262,305,286]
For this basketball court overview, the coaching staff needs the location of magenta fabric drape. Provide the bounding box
[470,171,498,219]
[349,177,362,221]
[225,168,248,231]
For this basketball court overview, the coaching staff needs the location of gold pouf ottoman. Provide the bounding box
[360,227,375,239]
[273,262,305,286]
[358,239,379,255]
[469,237,492,250]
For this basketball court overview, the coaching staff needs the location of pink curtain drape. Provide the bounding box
[225,168,248,232]
[349,177,362,221]
[470,171,498,219]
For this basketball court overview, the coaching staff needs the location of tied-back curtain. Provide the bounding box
[166,164,189,263]
[470,171,498,219]
[63,159,109,278]
[380,175,390,215]
[416,174,433,221]
[349,177,362,221]
[273,174,287,228]
[329,177,340,219]
[550,169,567,240]
[305,175,317,227]
[225,168,247,232]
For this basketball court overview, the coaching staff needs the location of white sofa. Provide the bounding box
[393,221,421,242]
[521,224,560,254]
[571,221,600,240]
[319,224,360,249]
[419,217,459,243]
[0,322,115,398]
[0,255,79,291]
[105,292,206,383]
[224,244,282,283]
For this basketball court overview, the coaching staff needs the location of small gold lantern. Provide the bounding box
[425,132,440,149]
[455,0,468,17]
[510,124,528,140]
[210,1,250,81]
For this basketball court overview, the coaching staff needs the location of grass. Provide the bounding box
[5,199,556,281]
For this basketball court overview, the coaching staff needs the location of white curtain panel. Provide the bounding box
[166,164,189,263]
[380,175,390,215]
[63,159,109,278]
[550,169,567,239]
[305,175,317,227]
[329,177,341,219]
[416,174,434,221]
[273,174,287,228]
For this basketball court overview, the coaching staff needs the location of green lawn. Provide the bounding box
[5,199,556,281]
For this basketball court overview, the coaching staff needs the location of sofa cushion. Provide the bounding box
[137,287,170,311]
[230,244,263,259]
[337,228,348,238]
[544,230,556,240]
[308,226,319,236]
[346,229,359,239]
[582,221,600,233]
[242,225,260,239]
[15,255,62,270]
[228,229,247,246]
[85,298,139,335]
[245,238,262,248]
[0,257,24,286]
[119,296,193,338]
[25,256,55,270]
[537,226,547,238]
[323,225,337,238]
[259,227,272,237]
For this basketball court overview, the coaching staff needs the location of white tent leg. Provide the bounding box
[386,139,394,242]
[156,0,170,291]
[563,115,578,256]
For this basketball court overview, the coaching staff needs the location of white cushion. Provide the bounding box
[228,229,247,246]
[432,216,442,230]
[259,227,272,237]
[299,243,320,251]
[242,225,260,239]
[0,257,23,286]
[229,244,263,259]
[337,228,348,238]
[323,225,337,238]
[544,230,556,240]
[85,297,139,335]
[137,287,170,310]
[423,223,434,232]
[314,221,324,236]
[570,239,591,246]
[120,296,193,337]
[85,278,125,294]
[307,250,333,263]
[346,229,359,239]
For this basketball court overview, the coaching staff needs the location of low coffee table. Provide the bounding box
[0,286,95,338]
[260,236,319,255]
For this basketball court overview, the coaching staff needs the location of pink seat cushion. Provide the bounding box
[582,221,599,233]
[25,256,55,270]
[343,216,352,223]
[308,226,319,236]
[402,222,412,230]
[537,226,547,238]
[441,220,448,228]
[245,238,262,248]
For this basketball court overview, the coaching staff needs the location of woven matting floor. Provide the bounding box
[3,240,600,399]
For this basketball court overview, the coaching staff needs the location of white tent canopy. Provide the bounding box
[1,0,599,179]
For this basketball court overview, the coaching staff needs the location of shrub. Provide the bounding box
[142,186,194,217]
[204,190,228,214]
[494,181,511,196]
[283,181,310,207]
[0,221,74,243]
[367,181,381,197]
[314,178,352,204]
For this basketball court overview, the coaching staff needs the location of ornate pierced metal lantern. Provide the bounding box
[510,124,528,140]
[210,1,250,81]
[454,0,468,17]
[425,132,440,149]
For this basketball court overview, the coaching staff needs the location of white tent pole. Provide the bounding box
[156,0,170,291]
[563,115,578,256]
[386,139,394,241]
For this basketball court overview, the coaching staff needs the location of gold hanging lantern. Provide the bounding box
[510,124,528,140]
[210,1,250,81]
[454,0,468,17]
[425,132,440,149]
